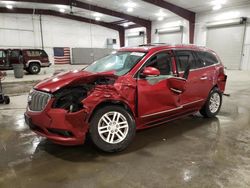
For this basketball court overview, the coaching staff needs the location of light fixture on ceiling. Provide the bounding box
[125,1,137,8]
[93,12,103,17]
[213,4,222,10]
[59,8,65,13]
[6,4,13,9]
[95,17,101,21]
[127,7,134,12]
[211,0,226,11]
[156,10,167,21]
[158,17,164,21]
[123,23,129,27]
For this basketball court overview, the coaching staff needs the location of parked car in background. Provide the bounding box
[25,44,227,152]
[0,49,51,74]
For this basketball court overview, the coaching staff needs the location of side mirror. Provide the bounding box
[167,77,187,94]
[141,67,160,78]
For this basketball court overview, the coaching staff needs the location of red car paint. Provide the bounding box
[25,44,227,146]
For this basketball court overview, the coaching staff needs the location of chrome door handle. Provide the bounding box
[200,76,208,80]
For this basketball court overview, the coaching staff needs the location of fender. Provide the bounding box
[26,60,42,67]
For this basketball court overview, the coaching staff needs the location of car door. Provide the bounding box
[137,50,182,124]
[174,50,213,110]
[0,50,7,68]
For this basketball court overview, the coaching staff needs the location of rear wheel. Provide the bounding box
[28,63,40,74]
[89,105,136,152]
[200,88,222,118]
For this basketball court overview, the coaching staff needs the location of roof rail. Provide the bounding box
[138,43,169,47]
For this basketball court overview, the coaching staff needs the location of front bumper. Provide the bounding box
[25,102,89,145]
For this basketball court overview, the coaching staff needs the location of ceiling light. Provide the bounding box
[6,4,13,9]
[95,17,101,21]
[211,0,226,5]
[124,23,129,27]
[127,7,133,12]
[59,8,65,13]
[155,10,167,17]
[213,4,222,10]
[93,12,103,17]
[2,1,15,4]
[125,1,136,8]
[158,17,164,21]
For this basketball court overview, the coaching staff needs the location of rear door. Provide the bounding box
[174,50,211,109]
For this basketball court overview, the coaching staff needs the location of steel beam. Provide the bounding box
[142,0,196,43]
[0,7,125,47]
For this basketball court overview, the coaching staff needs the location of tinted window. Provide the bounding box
[10,50,20,58]
[145,52,173,75]
[0,51,6,58]
[197,51,219,66]
[175,50,196,72]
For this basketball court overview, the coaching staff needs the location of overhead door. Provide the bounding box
[127,36,144,47]
[159,32,183,44]
[206,25,245,70]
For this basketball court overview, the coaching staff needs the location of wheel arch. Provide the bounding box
[88,100,134,123]
[27,60,41,67]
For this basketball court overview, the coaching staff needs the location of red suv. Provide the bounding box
[25,44,227,152]
[0,49,51,74]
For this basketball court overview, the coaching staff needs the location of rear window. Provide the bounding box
[197,51,219,66]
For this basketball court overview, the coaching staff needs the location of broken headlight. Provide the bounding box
[52,87,88,113]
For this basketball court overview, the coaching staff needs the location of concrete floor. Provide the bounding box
[0,70,250,188]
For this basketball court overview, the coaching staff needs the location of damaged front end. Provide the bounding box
[25,70,135,145]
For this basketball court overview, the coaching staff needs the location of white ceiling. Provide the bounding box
[0,0,250,24]
[165,0,250,12]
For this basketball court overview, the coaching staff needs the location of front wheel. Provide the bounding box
[89,105,136,152]
[200,88,222,118]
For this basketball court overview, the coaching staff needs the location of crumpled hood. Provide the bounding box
[34,70,118,93]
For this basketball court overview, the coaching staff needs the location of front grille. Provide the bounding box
[29,90,51,112]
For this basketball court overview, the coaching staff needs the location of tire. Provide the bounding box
[89,105,136,152]
[4,96,10,104]
[200,88,222,118]
[28,63,41,74]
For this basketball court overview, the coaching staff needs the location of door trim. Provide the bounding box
[140,99,204,118]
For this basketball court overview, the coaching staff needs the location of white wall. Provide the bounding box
[195,5,250,70]
[0,13,120,64]
[151,17,190,44]
[125,27,146,46]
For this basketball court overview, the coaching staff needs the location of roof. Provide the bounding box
[119,44,211,53]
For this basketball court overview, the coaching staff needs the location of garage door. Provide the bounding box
[127,36,144,47]
[206,25,245,70]
[159,32,183,44]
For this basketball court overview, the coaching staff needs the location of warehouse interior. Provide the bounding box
[0,0,250,187]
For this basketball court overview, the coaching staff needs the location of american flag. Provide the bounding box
[53,47,71,64]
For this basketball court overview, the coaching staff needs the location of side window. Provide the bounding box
[0,51,6,58]
[10,50,20,58]
[197,51,219,66]
[145,52,173,76]
[175,50,196,72]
